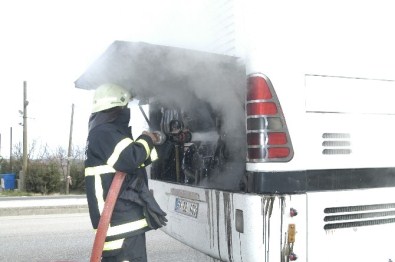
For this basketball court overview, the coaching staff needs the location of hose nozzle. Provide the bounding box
[152,131,166,145]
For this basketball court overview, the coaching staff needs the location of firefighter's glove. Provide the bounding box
[129,175,168,229]
[138,183,167,229]
[143,205,168,229]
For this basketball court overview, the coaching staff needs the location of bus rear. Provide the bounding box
[74,1,395,260]
[241,0,395,261]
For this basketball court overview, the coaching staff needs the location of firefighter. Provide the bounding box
[85,83,167,262]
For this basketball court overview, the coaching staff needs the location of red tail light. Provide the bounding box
[246,73,293,162]
[268,132,287,145]
[246,102,277,115]
[247,77,272,100]
[268,147,290,158]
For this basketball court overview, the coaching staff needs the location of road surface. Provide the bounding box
[0,213,201,262]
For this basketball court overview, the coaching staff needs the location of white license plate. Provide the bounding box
[175,197,199,218]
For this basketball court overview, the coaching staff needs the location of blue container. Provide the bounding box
[3,174,16,190]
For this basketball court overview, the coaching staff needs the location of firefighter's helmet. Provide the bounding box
[91,83,131,113]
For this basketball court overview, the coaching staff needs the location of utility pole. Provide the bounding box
[0,133,2,172]
[10,127,12,172]
[21,81,29,191]
[66,103,74,194]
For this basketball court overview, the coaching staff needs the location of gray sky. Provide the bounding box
[3,0,393,161]
[0,0,211,158]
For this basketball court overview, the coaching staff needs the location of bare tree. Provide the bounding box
[52,146,68,191]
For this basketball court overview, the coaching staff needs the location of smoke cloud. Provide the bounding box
[75,41,247,190]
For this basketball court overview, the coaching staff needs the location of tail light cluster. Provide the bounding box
[246,73,293,162]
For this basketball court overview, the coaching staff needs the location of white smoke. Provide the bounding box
[75,41,247,190]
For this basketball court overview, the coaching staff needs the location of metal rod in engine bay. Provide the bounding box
[138,105,152,128]
[138,105,165,145]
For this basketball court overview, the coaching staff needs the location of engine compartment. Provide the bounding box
[148,95,246,192]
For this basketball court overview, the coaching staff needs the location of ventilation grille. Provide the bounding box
[323,203,395,230]
[322,133,352,155]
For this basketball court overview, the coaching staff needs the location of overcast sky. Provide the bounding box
[2,0,394,161]
[0,0,211,158]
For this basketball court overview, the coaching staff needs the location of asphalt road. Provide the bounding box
[0,213,201,262]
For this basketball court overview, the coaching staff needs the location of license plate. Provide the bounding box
[175,197,199,218]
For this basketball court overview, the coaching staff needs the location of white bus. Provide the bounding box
[75,1,395,261]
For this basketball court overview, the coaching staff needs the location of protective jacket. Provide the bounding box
[84,107,157,257]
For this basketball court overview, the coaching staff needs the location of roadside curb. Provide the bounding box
[0,205,88,216]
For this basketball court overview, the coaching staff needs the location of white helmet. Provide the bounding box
[92,83,132,113]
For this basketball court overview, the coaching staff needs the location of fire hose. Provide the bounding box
[90,171,126,262]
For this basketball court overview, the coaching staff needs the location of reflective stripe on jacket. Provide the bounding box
[84,121,157,254]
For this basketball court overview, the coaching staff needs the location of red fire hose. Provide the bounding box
[90,171,126,262]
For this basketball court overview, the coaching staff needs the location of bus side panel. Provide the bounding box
[149,179,221,260]
[307,187,395,261]
[150,179,270,262]
[221,192,264,261]
[149,179,267,261]
[150,179,309,262]
[211,192,307,262]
